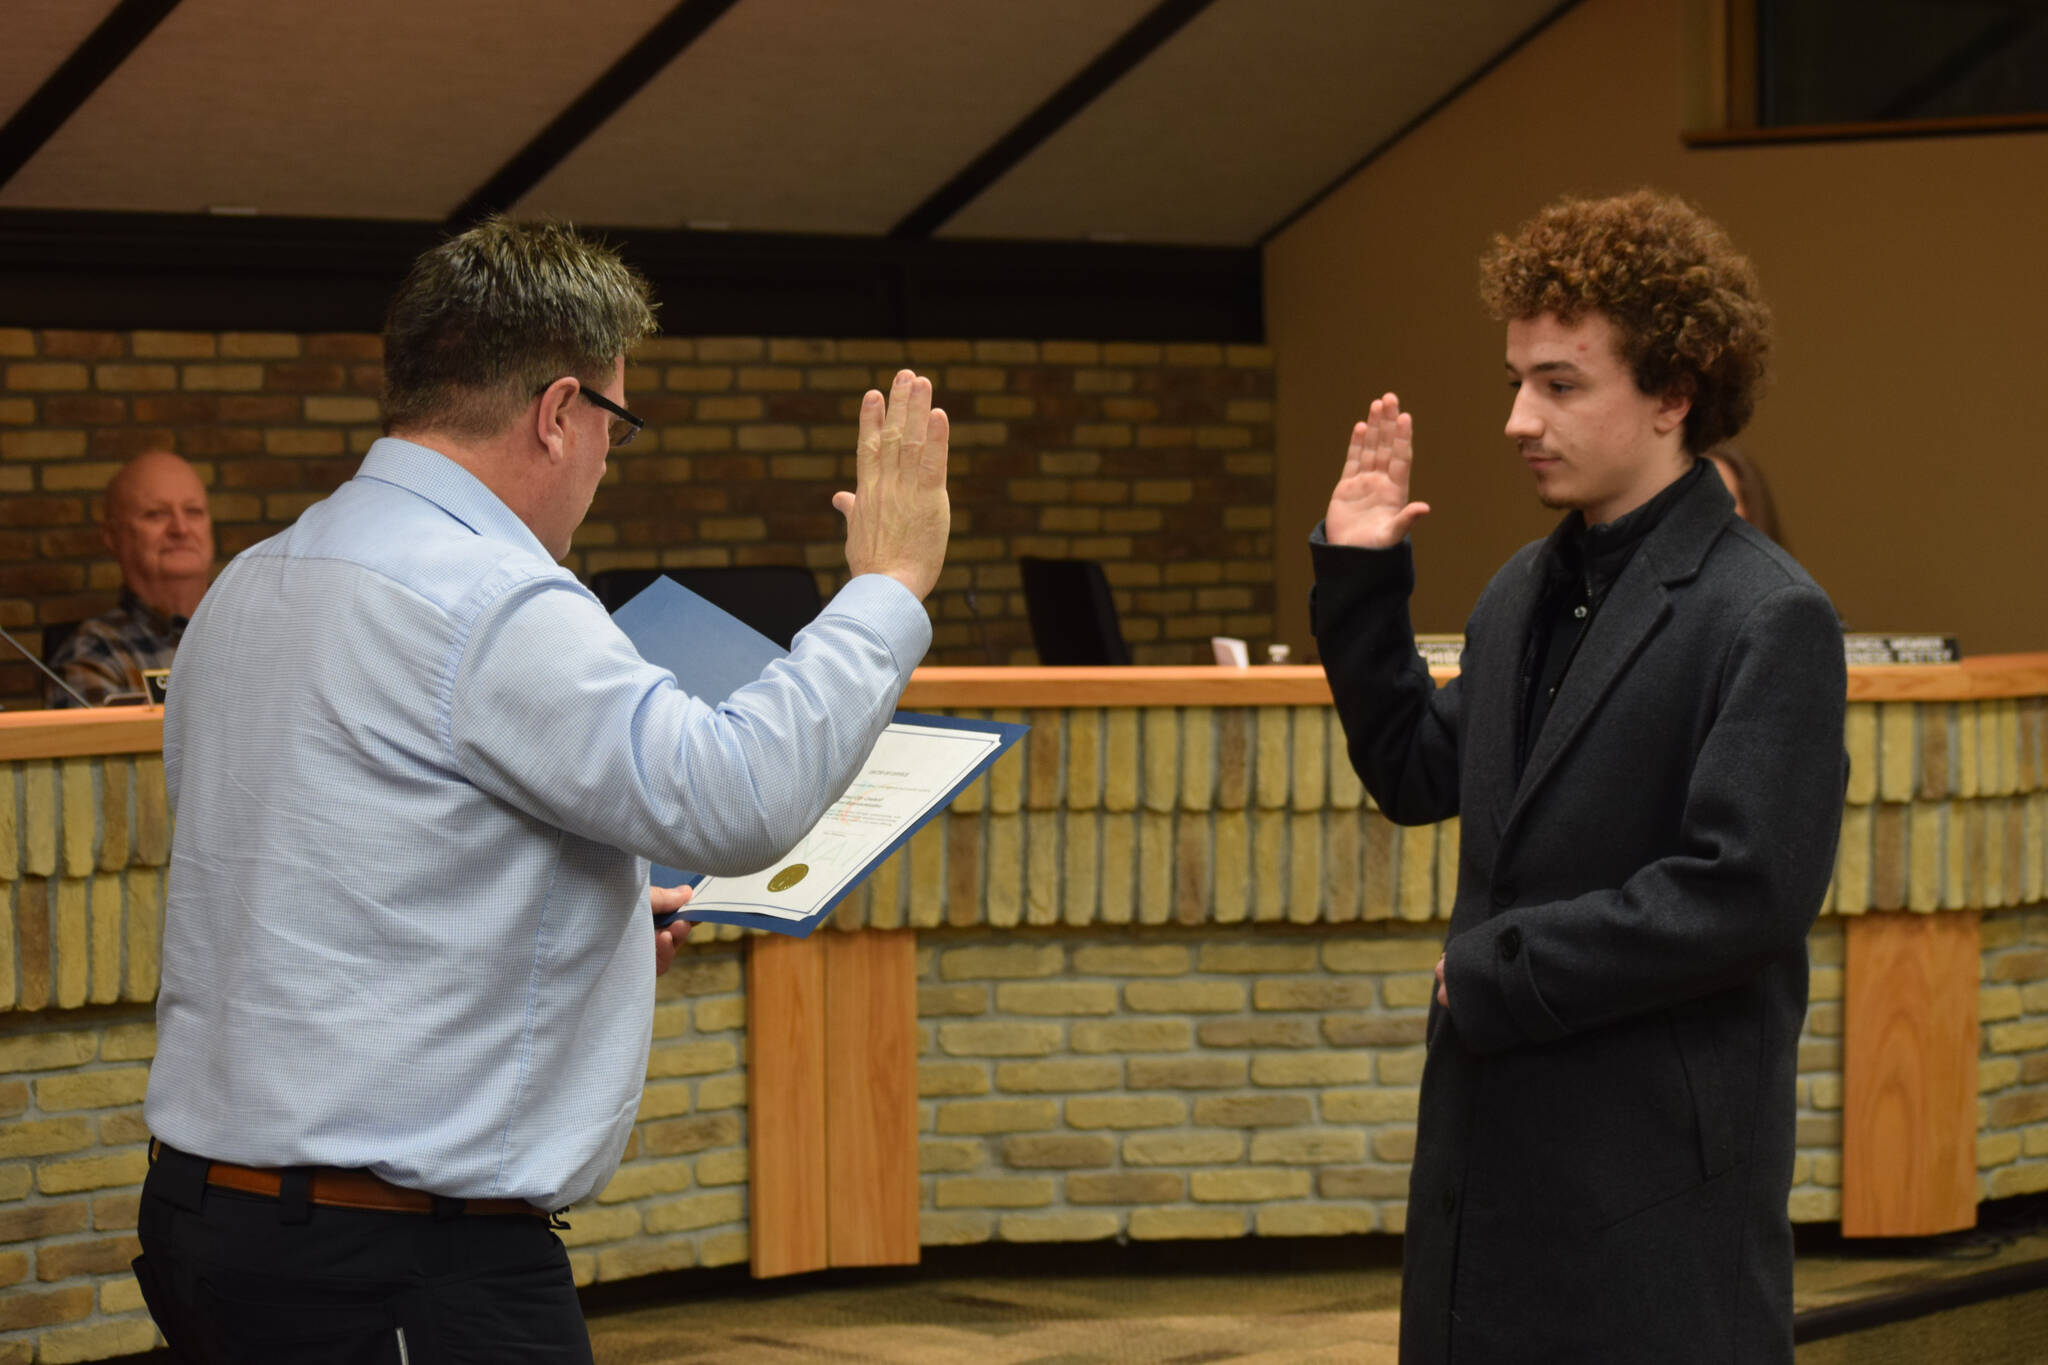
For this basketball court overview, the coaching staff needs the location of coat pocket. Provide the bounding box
[1473,1020,1705,1234]
[1669,996,1762,1181]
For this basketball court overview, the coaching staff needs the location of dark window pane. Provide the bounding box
[1759,0,2048,125]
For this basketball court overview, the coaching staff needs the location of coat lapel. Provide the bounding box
[1511,564,1670,818]
[1501,468,1735,840]
[1463,541,1550,845]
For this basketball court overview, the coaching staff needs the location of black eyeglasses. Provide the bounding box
[579,387,645,448]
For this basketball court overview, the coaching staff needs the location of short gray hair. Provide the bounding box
[381,217,658,440]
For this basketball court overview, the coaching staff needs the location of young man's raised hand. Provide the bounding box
[1325,392,1429,550]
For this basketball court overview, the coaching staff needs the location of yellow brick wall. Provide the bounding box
[914,928,1427,1243]
[0,328,1278,707]
[722,705,1454,944]
[0,757,168,1014]
[575,945,752,1284]
[1833,698,2047,914]
[910,924,1863,1242]
[0,911,1968,1362]
[1976,908,2048,1201]
[1790,921,1845,1221]
[0,1007,159,1363]
[2,689,2045,1362]
[673,698,2048,946]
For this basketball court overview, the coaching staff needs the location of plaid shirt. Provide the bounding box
[46,589,187,708]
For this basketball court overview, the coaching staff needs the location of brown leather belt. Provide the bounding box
[182,1148,544,1218]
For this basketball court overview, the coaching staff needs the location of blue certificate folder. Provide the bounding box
[611,575,1026,937]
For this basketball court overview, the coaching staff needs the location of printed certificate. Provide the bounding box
[611,574,1026,937]
[674,713,1024,936]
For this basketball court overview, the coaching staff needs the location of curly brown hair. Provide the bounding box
[1479,190,1771,454]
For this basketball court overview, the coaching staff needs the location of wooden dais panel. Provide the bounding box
[1843,911,1980,1237]
[825,929,920,1266]
[748,927,920,1277]
[747,932,829,1278]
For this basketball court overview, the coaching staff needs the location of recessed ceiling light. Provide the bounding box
[686,219,731,231]
[206,204,258,216]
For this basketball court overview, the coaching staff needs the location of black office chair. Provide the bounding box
[1018,557,1130,666]
[586,565,824,651]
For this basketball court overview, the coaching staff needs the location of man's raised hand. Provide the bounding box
[834,369,951,600]
[1325,393,1429,550]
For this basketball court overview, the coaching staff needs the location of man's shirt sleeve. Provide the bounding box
[448,571,932,878]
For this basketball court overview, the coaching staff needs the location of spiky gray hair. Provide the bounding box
[381,216,658,440]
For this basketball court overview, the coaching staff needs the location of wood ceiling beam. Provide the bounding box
[446,0,746,228]
[0,0,185,192]
[889,0,1218,240]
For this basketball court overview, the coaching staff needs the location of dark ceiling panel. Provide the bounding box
[512,0,1158,235]
[448,0,746,227]
[0,0,1578,266]
[0,0,182,190]
[1258,0,1582,243]
[890,0,1218,239]
[0,209,1262,342]
[0,0,682,220]
[938,0,1566,246]
[0,0,126,127]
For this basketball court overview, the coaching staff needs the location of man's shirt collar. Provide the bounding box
[1546,457,1711,590]
[355,437,556,568]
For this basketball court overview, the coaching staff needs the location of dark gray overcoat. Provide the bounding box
[1311,470,1846,1364]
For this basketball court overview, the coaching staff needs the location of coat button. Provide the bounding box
[1498,926,1522,961]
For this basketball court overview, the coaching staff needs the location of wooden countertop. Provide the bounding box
[6,653,2044,762]
[899,652,2048,708]
[0,705,166,761]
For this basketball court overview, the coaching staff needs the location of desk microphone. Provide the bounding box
[963,590,999,665]
[0,623,99,709]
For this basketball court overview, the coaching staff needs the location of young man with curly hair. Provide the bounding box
[1311,190,1846,1363]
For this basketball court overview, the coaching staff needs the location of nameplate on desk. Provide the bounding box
[141,669,170,705]
[1415,635,1464,669]
[1412,634,1963,669]
[1843,634,1961,666]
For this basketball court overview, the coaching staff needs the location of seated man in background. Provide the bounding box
[46,449,214,706]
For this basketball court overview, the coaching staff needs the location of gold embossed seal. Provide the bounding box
[768,864,809,892]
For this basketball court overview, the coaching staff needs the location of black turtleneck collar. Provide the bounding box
[1548,457,1710,594]
[1519,458,1710,771]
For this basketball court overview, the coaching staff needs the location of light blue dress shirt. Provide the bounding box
[145,438,931,1209]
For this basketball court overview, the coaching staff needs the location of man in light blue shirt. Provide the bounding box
[134,218,952,1363]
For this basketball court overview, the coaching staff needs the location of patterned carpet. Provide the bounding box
[89,1219,2048,1363]
[588,1266,1401,1364]
[585,1223,2048,1364]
